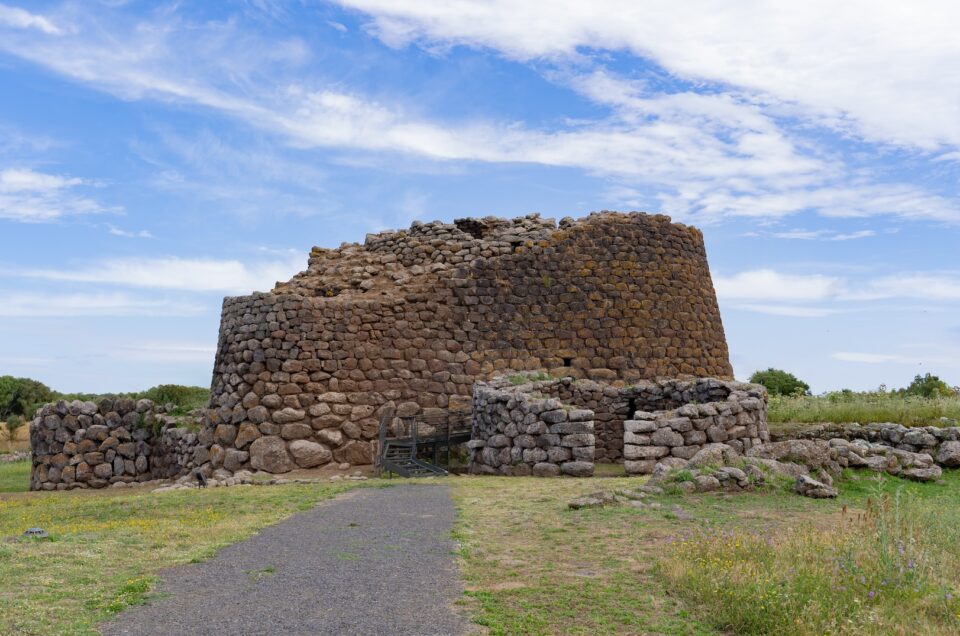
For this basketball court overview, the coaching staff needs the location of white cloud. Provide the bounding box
[0,4,61,35]
[717,269,960,318]
[858,274,960,301]
[0,292,202,317]
[715,269,844,302]
[108,225,153,238]
[728,304,839,318]
[14,254,305,294]
[112,342,216,363]
[0,167,114,222]
[340,0,960,150]
[769,229,876,241]
[833,352,902,364]
[2,3,958,225]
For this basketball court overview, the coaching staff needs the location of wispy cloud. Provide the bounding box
[833,351,960,369]
[339,0,960,151]
[832,352,903,364]
[0,167,116,222]
[0,292,203,317]
[715,269,844,302]
[768,229,876,241]
[727,304,840,318]
[111,342,216,363]
[717,269,960,317]
[11,254,305,294]
[107,225,153,238]
[1,3,957,225]
[0,3,62,35]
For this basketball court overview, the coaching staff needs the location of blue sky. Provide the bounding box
[1,1,959,394]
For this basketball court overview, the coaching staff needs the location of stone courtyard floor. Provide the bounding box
[99,484,468,636]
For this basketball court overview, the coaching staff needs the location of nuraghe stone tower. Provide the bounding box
[208,211,733,469]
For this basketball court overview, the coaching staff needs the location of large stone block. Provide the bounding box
[249,436,295,473]
[288,440,332,468]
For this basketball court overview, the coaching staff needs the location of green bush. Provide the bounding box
[0,375,56,419]
[769,391,960,426]
[901,373,956,398]
[748,368,810,396]
[4,415,24,441]
[139,385,209,411]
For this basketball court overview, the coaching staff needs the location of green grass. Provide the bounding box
[452,470,960,635]
[506,371,554,385]
[0,459,30,492]
[769,392,960,426]
[658,471,960,635]
[6,458,960,635]
[452,475,717,635]
[0,481,367,635]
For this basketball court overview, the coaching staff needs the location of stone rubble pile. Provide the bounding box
[1,450,30,463]
[789,422,960,469]
[636,436,944,500]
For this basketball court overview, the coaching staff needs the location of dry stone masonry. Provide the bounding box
[468,377,596,477]
[30,399,202,490]
[622,380,769,475]
[208,211,733,472]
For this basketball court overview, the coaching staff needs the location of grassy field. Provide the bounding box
[451,471,960,635]
[0,459,29,492]
[768,392,960,426]
[5,458,960,635]
[0,468,367,635]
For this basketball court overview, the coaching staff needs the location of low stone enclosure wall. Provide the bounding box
[30,399,203,491]
[622,383,768,475]
[787,422,960,468]
[31,379,960,490]
[469,378,597,477]
[467,374,768,476]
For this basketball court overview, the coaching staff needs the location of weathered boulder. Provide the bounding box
[333,440,373,465]
[318,428,344,447]
[249,436,295,473]
[902,465,942,482]
[532,462,561,477]
[936,441,960,467]
[560,461,593,477]
[747,439,840,475]
[794,474,838,498]
[280,423,314,440]
[223,448,249,472]
[568,491,615,509]
[272,408,306,424]
[693,475,721,492]
[235,423,261,449]
[688,443,738,469]
[288,440,332,468]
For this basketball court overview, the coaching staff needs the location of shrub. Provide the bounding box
[139,385,209,410]
[768,391,960,427]
[748,368,810,396]
[0,375,56,419]
[4,415,24,441]
[902,373,956,398]
[658,488,960,634]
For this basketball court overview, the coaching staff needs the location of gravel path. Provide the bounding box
[100,484,468,636]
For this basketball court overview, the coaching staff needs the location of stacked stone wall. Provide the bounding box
[788,422,960,467]
[209,211,733,472]
[468,378,595,477]
[29,399,201,490]
[622,383,769,475]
